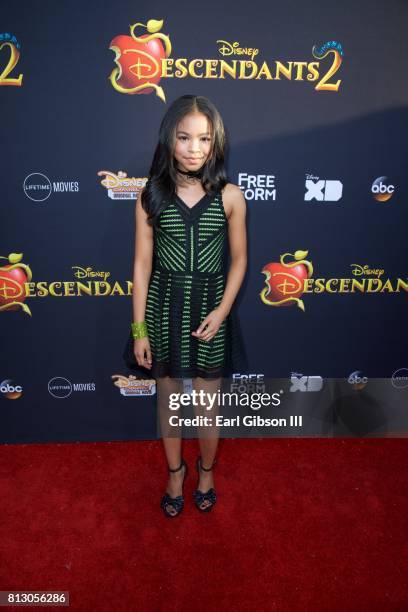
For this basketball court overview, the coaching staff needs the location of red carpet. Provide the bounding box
[0,438,407,611]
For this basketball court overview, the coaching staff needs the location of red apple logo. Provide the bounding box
[0,253,32,315]
[260,250,313,311]
[109,19,171,102]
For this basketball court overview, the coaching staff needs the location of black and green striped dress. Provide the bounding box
[142,187,248,379]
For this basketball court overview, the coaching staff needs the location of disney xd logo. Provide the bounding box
[290,373,323,392]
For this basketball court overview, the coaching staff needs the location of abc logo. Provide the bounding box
[348,371,368,390]
[0,383,22,393]
[0,380,23,398]
[371,176,395,202]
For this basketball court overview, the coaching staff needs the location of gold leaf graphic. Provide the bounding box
[294,250,308,261]
[21,302,32,316]
[147,19,163,34]
[9,252,23,264]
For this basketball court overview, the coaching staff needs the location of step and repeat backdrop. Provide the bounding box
[1,0,408,443]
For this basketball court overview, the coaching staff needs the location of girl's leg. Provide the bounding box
[192,375,222,509]
[156,375,185,516]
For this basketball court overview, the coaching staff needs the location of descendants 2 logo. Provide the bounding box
[108,18,344,102]
[260,250,408,311]
[0,253,128,317]
[0,253,32,315]
[0,33,23,87]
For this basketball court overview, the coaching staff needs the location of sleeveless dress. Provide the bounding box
[124,187,248,379]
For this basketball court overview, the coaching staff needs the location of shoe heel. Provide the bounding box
[161,458,188,518]
[193,456,217,512]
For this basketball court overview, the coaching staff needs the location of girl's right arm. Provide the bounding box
[132,187,154,369]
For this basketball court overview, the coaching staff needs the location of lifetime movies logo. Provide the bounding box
[48,377,96,399]
[23,173,79,202]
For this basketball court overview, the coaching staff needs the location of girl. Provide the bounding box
[128,94,248,517]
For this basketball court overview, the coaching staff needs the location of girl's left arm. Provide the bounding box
[217,184,247,317]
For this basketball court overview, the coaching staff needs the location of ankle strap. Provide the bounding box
[168,458,185,473]
[199,456,217,471]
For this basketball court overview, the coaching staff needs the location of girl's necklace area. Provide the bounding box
[176,166,204,180]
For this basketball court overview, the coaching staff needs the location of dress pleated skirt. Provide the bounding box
[123,265,248,380]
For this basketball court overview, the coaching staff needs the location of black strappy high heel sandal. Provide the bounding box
[160,458,188,518]
[193,456,217,512]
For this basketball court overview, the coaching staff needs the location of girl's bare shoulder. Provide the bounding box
[220,183,246,219]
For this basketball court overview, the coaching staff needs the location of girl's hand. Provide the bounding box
[191,308,227,342]
[134,337,152,369]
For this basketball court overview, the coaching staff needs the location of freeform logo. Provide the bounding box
[290,373,323,392]
[230,373,266,393]
[371,176,395,202]
[23,173,79,202]
[305,174,343,201]
[238,173,277,201]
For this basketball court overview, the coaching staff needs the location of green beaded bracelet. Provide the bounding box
[131,321,148,339]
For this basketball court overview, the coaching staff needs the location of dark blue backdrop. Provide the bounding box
[1,0,407,442]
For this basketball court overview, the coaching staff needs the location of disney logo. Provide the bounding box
[72,267,111,281]
[97,170,145,189]
[216,40,259,61]
[350,264,384,278]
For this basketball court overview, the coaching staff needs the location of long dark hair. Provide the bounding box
[141,94,229,227]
